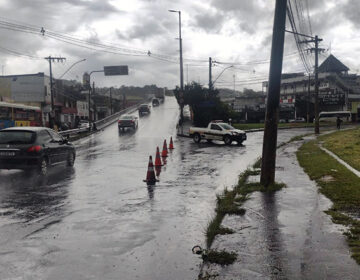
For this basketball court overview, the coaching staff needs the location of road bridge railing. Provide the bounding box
[59,98,151,139]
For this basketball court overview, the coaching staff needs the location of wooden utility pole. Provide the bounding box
[260,0,287,187]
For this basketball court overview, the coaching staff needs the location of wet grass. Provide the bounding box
[297,138,360,264]
[202,250,237,266]
[320,128,360,171]
[205,167,285,249]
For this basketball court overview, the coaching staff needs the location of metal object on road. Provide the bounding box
[161,139,168,158]
[169,137,174,150]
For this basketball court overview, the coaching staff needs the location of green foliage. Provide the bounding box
[202,250,237,266]
[173,82,232,126]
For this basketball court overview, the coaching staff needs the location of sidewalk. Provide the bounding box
[199,135,360,279]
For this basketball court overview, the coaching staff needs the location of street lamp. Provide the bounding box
[58,58,86,79]
[212,65,234,87]
[169,9,184,130]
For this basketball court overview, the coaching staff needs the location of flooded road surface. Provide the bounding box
[0,97,314,280]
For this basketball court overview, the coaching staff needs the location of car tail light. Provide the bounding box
[118,120,121,123]
[131,120,134,123]
[27,145,42,153]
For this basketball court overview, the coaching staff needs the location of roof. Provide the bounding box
[318,54,349,73]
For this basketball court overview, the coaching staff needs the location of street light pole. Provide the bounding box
[59,58,86,79]
[169,9,184,128]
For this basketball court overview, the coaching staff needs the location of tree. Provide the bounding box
[174,82,232,127]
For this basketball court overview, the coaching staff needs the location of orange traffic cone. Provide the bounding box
[169,137,174,150]
[143,156,158,184]
[155,147,163,167]
[161,139,168,157]
[155,165,162,177]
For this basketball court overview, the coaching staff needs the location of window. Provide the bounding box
[0,131,35,144]
[38,130,52,143]
[210,124,221,131]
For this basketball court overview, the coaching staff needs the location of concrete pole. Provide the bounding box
[209,57,212,90]
[260,0,287,187]
[314,35,320,134]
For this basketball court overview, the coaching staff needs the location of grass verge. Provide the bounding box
[297,138,360,264]
[320,128,360,171]
[205,168,285,249]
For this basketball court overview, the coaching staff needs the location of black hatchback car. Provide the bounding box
[0,127,76,176]
[138,104,151,116]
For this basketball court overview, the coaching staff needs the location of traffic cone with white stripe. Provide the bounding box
[169,137,174,150]
[143,156,158,184]
[161,139,168,157]
[155,147,163,166]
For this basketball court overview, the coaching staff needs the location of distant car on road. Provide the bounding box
[138,104,151,116]
[0,127,76,176]
[118,115,138,131]
[289,117,306,123]
[78,120,90,129]
[152,98,160,107]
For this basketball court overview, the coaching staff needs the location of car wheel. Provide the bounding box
[224,135,232,145]
[67,152,75,167]
[39,158,48,176]
[237,140,243,146]
[193,133,201,143]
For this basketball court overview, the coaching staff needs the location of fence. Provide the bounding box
[59,102,145,139]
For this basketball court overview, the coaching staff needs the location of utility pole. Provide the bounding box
[110,87,113,115]
[314,35,321,134]
[209,57,212,90]
[169,9,184,130]
[233,74,236,93]
[307,74,311,123]
[45,56,66,128]
[260,0,287,187]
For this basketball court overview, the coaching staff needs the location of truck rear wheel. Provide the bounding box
[224,135,232,145]
[193,133,201,143]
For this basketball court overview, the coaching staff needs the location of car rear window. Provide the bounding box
[0,130,36,144]
[121,116,133,120]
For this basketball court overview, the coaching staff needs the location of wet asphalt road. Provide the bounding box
[0,97,315,280]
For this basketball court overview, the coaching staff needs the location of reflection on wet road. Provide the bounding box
[0,97,314,280]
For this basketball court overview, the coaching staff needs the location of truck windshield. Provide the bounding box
[219,123,234,130]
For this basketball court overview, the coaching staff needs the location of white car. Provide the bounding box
[189,121,247,145]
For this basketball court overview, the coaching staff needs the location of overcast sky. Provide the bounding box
[0,0,359,91]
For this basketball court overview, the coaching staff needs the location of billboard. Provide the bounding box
[11,75,45,102]
[104,66,128,76]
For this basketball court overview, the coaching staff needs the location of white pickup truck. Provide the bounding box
[189,121,247,145]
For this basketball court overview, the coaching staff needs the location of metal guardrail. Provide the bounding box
[58,100,149,138]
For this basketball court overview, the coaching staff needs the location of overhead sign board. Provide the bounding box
[104,66,128,76]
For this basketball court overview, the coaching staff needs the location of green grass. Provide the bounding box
[202,250,237,266]
[297,139,360,264]
[320,128,360,171]
[205,167,285,249]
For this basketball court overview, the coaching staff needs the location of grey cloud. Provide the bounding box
[194,12,225,33]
